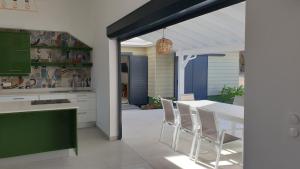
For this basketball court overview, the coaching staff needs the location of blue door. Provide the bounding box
[184,55,208,100]
[129,55,148,106]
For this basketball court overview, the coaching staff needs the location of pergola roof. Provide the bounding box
[123,2,245,54]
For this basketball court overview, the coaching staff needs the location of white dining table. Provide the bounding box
[176,100,244,139]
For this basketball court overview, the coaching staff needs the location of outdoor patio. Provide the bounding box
[122,108,243,169]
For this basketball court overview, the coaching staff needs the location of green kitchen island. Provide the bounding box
[0,100,78,158]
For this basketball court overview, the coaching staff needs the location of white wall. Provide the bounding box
[0,0,150,138]
[245,0,300,168]
[208,52,239,96]
[0,0,95,46]
[90,0,149,138]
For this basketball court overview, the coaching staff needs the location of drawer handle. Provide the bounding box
[78,99,89,102]
[78,95,89,97]
[13,98,25,100]
[78,112,87,115]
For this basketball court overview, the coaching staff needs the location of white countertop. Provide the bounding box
[0,101,79,114]
[0,88,95,96]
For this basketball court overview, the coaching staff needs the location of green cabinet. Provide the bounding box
[0,109,78,158]
[0,32,31,76]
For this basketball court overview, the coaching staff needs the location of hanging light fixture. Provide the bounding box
[156,28,173,55]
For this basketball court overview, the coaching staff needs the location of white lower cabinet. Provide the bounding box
[0,95,39,102]
[66,92,97,127]
[0,92,97,128]
[77,109,96,123]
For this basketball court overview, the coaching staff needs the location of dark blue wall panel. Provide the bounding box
[129,55,148,106]
[184,55,208,100]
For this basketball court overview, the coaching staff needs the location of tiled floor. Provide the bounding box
[0,127,153,169]
[122,109,243,169]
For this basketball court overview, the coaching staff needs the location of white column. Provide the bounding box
[177,53,197,98]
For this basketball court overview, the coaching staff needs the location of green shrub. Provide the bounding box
[219,85,244,103]
[148,96,176,108]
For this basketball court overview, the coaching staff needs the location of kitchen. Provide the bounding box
[0,29,97,158]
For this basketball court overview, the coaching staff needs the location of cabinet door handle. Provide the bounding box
[78,99,89,102]
[78,95,89,97]
[13,98,25,100]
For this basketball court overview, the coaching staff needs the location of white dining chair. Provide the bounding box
[175,103,200,159]
[233,96,244,106]
[195,108,240,169]
[160,98,179,148]
[179,93,195,101]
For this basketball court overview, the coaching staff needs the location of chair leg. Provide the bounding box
[189,132,198,159]
[215,143,223,169]
[174,128,181,151]
[194,136,202,162]
[159,122,165,142]
[171,125,179,149]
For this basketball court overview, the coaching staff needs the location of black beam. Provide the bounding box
[107,0,245,40]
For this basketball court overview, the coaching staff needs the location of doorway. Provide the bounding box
[121,52,148,108]
[109,0,244,168]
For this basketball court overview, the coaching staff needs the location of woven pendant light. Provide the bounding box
[156,28,173,55]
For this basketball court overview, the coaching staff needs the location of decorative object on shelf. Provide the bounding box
[156,28,173,55]
[0,0,37,11]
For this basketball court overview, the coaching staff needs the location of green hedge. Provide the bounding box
[208,85,244,104]
[207,95,233,104]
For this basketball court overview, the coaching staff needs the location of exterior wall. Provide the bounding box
[155,53,174,97]
[122,47,147,55]
[147,47,174,98]
[146,47,156,97]
[207,52,240,95]
[122,46,174,98]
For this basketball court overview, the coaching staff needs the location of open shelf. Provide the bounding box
[31,45,92,51]
[31,60,93,68]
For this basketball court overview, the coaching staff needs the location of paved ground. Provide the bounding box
[122,109,243,169]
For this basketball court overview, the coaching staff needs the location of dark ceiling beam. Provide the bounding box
[107,0,245,41]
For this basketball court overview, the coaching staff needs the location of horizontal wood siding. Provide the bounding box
[208,52,239,96]
[155,53,174,97]
[146,47,156,97]
[122,46,174,98]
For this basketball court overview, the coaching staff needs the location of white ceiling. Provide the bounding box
[123,2,245,53]
[121,37,153,47]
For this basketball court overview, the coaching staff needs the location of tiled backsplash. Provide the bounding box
[0,67,91,89]
[0,29,92,90]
